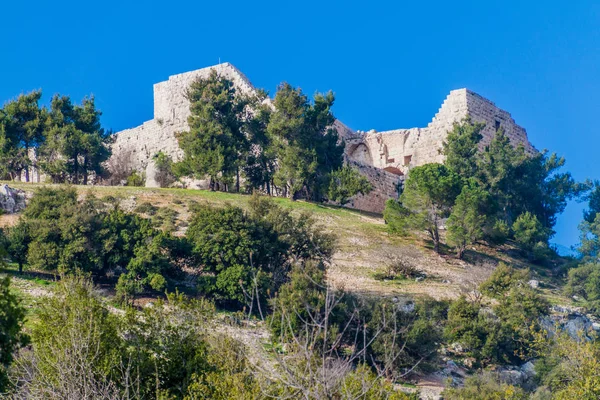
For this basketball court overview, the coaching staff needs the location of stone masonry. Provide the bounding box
[110,63,535,214]
[345,89,535,178]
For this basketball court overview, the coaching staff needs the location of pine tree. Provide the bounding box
[175,70,251,191]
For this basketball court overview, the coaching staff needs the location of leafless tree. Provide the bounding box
[242,271,422,399]
[104,149,134,185]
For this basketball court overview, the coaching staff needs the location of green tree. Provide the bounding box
[242,98,276,194]
[583,180,600,223]
[175,70,251,192]
[579,214,600,263]
[40,95,111,184]
[0,276,28,392]
[383,199,412,236]
[442,117,485,179]
[478,130,584,233]
[479,263,530,299]
[0,90,46,181]
[447,183,489,258]
[400,164,462,252]
[6,221,30,274]
[512,211,550,252]
[152,151,176,187]
[327,165,373,205]
[268,83,344,200]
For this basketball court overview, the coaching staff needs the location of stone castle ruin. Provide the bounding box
[111,62,534,213]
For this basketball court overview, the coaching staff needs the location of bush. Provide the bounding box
[13,188,184,300]
[445,281,549,366]
[125,170,145,187]
[374,258,422,281]
[513,212,550,251]
[187,194,335,308]
[134,201,158,215]
[383,199,412,236]
[564,263,600,313]
[486,219,511,245]
[153,151,176,188]
[0,277,28,392]
[479,263,530,299]
[327,165,373,205]
[443,372,527,399]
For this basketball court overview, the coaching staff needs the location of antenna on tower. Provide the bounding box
[218,57,221,64]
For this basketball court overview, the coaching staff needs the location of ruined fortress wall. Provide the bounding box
[345,161,403,214]
[348,88,535,177]
[111,63,255,174]
[111,63,535,213]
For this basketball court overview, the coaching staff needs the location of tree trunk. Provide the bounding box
[18,262,23,274]
[83,156,88,185]
[235,168,240,192]
[209,177,215,191]
[266,180,271,196]
[433,227,440,253]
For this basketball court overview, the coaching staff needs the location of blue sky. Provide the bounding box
[1,1,598,248]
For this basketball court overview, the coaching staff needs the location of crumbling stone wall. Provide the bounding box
[110,63,256,174]
[345,161,403,214]
[111,64,534,214]
[346,89,535,178]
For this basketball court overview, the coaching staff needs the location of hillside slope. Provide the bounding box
[1,183,562,303]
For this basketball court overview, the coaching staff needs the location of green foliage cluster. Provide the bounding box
[0,91,111,183]
[445,264,549,366]
[186,193,335,308]
[152,151,176,188]
[443,372,528,400]
[125,170,145,186]
[6,276,412,399]
[5,187,184,300]
[391,163,462,252]
[327,165,373,205]
[269,260,448,379]
[385,117,585,260]
[175,71,370,203]
[0,277,28,392]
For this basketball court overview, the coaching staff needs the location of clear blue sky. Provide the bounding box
[1,1,598,249]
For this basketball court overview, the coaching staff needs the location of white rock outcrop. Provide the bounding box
[0,185,27,214]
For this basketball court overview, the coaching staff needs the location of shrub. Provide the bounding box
[134,201,158,215]
[487,219,510,245]
[479,263,530,299]
[327,165,373,205]
[443,372,527,400]
[153,151,176,188]
[512,212,550,251]
[564,263,600,313]
[125,170,145,187]
[187,194,334,309]
[0,277,28,392]
[383,199,412,236]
